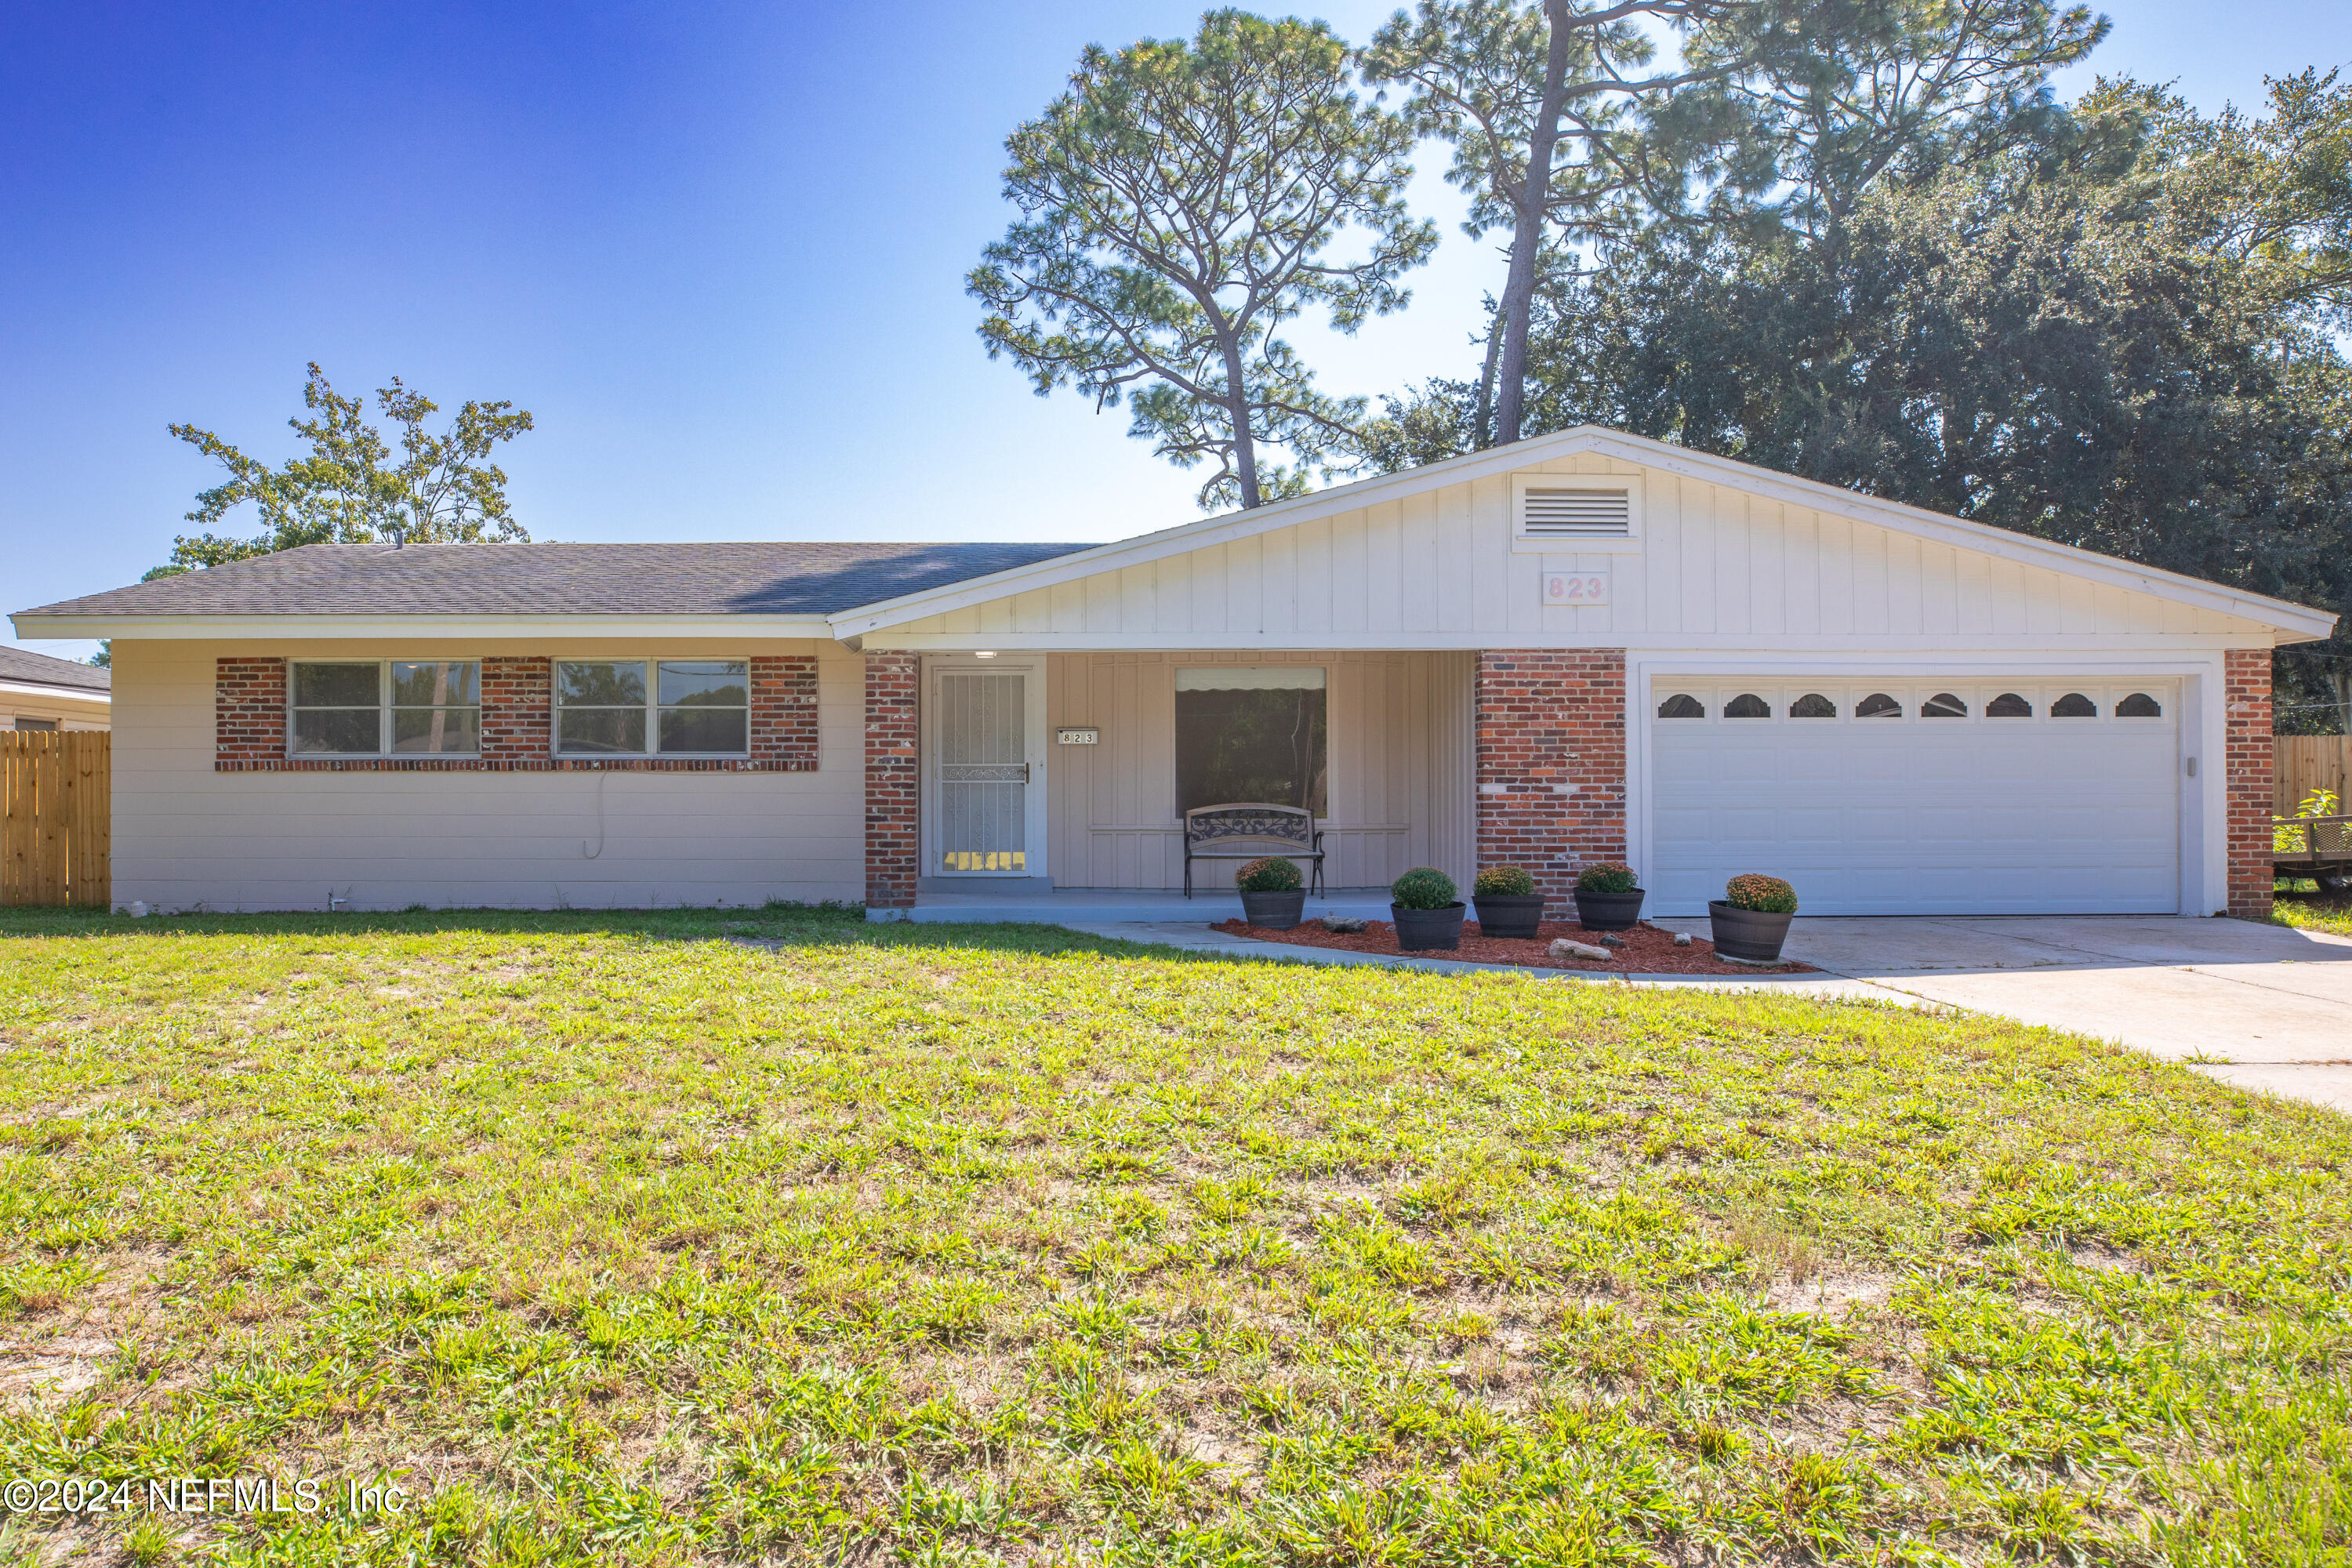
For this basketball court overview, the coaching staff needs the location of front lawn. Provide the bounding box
[2,907,2347,1566]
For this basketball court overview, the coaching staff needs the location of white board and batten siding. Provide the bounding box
[1046,650,1473,891]
[874,453,2272,651]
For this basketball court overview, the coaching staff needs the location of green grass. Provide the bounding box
[2273,878,2352,936]
[2,905,2347,1566]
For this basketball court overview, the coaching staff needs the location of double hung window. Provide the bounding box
[289,661,480,756]
[555,660,749,756]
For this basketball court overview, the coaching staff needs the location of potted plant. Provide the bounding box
[1234,856,1307,930]
[1573,862,1645,931]
[1709,874,1798,961]
[1390,866,1465,951]
[1472,865,1545,938]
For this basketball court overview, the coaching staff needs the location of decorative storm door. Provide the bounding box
[934,666,1037,875]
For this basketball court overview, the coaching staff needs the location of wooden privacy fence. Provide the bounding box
[2277,735,2352,816]
[1,731,110,907]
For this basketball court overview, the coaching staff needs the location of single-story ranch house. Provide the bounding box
[13,427,2333,920]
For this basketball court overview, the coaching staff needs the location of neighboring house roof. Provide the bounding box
[13,542,1088,622]
[0,644,110,695]
[826,425,2339,643]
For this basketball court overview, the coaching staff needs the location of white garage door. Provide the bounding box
[1650,678,2180,916]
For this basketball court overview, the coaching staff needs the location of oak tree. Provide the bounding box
[167,362,535,569]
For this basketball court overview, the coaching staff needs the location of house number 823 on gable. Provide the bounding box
[1542,571,1608,606]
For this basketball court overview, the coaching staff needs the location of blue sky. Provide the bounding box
[5,0,2348,659]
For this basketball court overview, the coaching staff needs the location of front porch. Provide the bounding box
[862,647,1631,917]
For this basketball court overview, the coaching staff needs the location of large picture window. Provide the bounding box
[555,659,749,756]
[1175,666,1327,816]
[289,660,479,756]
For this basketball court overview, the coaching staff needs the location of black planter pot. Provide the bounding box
[1708,901,1794,962]
[1472,893,1546,939]
[1573,888,1646,931]
[1391,902,1466,952]
[1240,889,1308,930]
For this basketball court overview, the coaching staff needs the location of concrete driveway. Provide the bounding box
[1655,915,2352,1114]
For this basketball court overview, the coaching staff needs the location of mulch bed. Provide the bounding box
[1208,916,1817,975]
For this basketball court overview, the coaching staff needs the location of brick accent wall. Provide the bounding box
[215,657,288,764]
[1475,649,1628,916]
[864,652,921,909]
[751,655,821,770]
[2225,648,2274,919]
[479,656,552,764]
[215,655,819,773]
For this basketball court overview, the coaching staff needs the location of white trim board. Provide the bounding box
[0,678,111,703]
[856,632,2288,654]
[6,613,838,641]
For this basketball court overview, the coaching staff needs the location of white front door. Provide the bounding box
[929,662,1047,878]
[1648,677,2180,916]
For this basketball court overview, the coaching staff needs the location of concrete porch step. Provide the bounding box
[877,888,1400,924]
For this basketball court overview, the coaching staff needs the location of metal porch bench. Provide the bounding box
[1182,803,1326,897]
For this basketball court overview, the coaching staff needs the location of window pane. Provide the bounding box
[557,661,645,706]
[1857,692,1902,719]
[2117,692,2162,717]
[2053,692,2097,718]
[1922,692,1968,718]
[293,663,379,706]
[558,708,647,753]
[1657,694,1704,719]
[1987,692,2032,717]
[1176,685,1327,815]
[659,706,748,753]
[1724,693,1770,718]
[291,708,379,754]
[658,661,748,706]
[391,661,477,706]
[1791,693,1836,718]
[391,707,481,753]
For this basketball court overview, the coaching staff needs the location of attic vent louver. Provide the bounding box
[1520,487,1632,537]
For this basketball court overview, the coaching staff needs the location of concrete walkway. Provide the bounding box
[1047,913,2352,1116]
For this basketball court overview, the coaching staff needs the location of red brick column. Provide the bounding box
[750,655,819,771]
[1475,650,1628,916]
[2224,648,2274,919]
[480,656,551,763]
[215,657,287,767]
[865,652,920,909]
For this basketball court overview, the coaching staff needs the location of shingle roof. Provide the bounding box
[0,645,111,692]
[15,541,1090,619]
